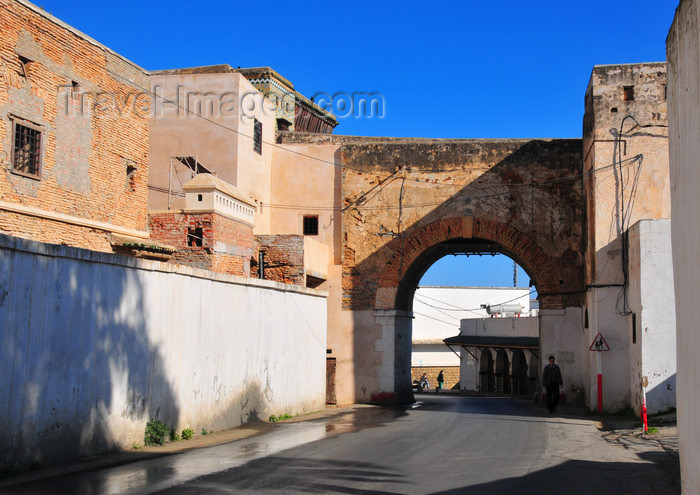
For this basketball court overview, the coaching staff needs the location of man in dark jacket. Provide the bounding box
[543,355,563,413]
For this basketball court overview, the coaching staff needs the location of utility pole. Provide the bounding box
[513,261,518,287]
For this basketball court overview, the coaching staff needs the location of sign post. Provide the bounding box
[589,333,610,413]
[642,376,649,434]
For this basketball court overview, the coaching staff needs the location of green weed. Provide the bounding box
[144,419,169,446]
[181,427,194,440]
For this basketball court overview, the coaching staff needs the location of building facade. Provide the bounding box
[0,0,152,253]
[583,62,675,414]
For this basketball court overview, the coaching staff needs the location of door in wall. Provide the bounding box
[326,357,337,405]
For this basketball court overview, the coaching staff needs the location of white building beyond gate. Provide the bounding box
[412,286,533,370]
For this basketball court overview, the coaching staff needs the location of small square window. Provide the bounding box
[253,119,262,155]
[11,119,42,178]
[187,227,203,247]
[303,215,319,236]
[623,85,634,101]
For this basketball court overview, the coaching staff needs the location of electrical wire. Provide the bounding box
[414,287,538,314]
[611,116,668,316]
[412,311,460,327]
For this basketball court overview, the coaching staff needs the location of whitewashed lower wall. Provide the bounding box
[668,4,700,490]
[540,307,585,404]
[627,219,676,415]
[0,234,327,471]
[459,316,539,338]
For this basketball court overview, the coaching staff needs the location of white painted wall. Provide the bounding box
[540,308,585,404]
[584,287,631,411]
[0,234,327,471]
[627,219,676,414]
[414,286,532,341]
[459,316,539,338]
[667,3,700,490]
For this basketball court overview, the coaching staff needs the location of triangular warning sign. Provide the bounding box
[589,332,610,351]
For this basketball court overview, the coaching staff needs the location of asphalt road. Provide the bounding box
[1,395,680,494]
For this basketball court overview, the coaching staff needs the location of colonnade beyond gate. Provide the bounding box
[455,347,541,396]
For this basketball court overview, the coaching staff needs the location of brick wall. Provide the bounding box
[411,367,460,390]
[255,234,305,286]
[149,211,254,276]
[0,0,149,251]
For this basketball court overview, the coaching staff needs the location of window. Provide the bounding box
[303,215,319,236]
[623,85,635,101]
[11,119,42,178]
[18,55,31,78]
[277,118,291,131]
[126,163,137,192]
[187,227,203,247]
[253,118,262,155]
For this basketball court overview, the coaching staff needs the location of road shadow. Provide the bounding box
[153,456,407,495]
[429,457,680,494]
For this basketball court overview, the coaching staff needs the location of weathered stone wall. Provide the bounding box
[278,134,585,310]
[411,366,459,390]
[582,63,671,413]
[0,0,150,250]
[278,133,585,405]
[335,138,584,311]
[583,63,669,285]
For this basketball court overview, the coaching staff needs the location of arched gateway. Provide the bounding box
[335,138,586,404]
[372,216,584,402]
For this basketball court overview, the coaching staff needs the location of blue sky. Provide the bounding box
[37,0,678,288]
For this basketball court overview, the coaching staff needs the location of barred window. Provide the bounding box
[253,118,262,155]
[12,120,42,178]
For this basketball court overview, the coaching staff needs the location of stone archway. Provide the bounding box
[329,138,585,405]
[370,216,583,403]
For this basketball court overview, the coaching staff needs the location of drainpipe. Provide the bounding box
[258,250,265,279]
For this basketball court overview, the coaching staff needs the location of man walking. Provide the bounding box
[543,355,563,413]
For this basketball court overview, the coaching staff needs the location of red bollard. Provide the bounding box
[642,401,648,434]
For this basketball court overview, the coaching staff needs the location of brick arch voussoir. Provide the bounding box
[375,216,559,308]
[377,217,464,288]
